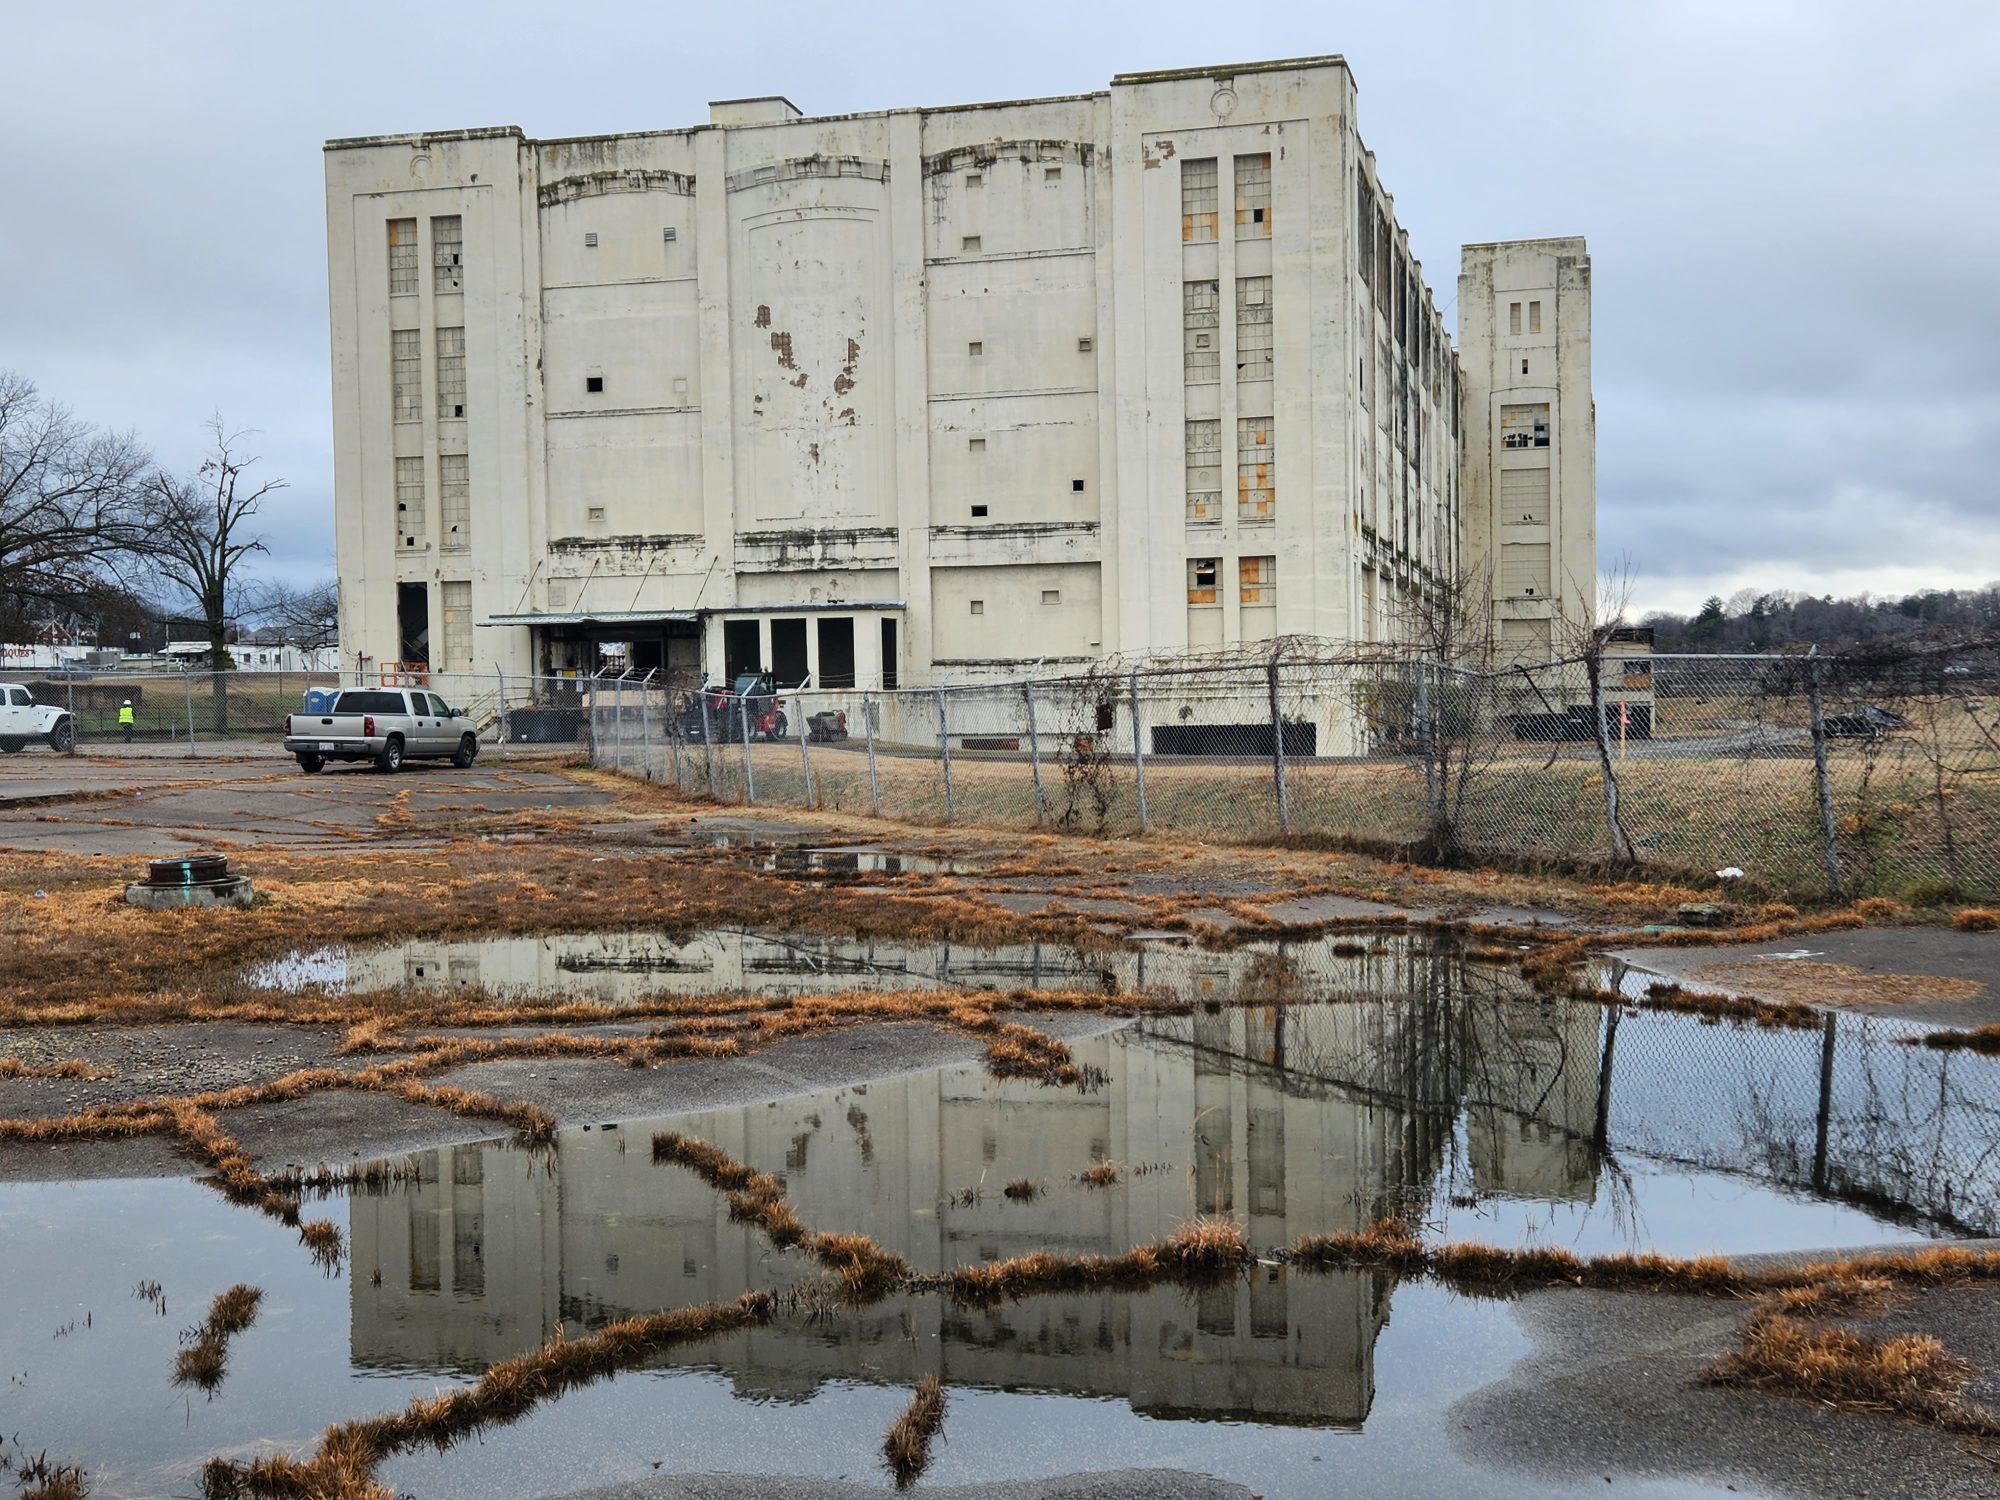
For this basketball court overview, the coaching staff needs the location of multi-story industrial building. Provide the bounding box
[323,55,1591,688]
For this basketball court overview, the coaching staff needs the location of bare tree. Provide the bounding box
[1554,564,1640,865]
[147,417,285,732]
[251,577,340,651]
[1382,564,1505,862]
[0,371,153,613]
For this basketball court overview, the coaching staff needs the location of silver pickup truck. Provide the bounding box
[283,688,479,773]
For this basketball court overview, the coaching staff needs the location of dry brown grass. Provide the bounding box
[1912,1024,2000,1056]
[1709,1308,1997,1435]
[172,1284,264,1392]
[883,1373,946,1489]
[1003,1178,1039,1202]
[1079,1158,1121,1188]
[0,1057,110,1081]
[1952,907,1999,932]
[12,1453,90,1500]
[940,1218,1251,1301]
[200,1292,775,1500]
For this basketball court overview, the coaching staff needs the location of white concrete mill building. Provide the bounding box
[323,55,1593,689]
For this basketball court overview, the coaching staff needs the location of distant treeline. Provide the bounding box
[1641,585,2000,653]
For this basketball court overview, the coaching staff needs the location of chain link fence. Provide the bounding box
[587,637,2000,903]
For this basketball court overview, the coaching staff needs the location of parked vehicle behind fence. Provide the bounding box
[0,683,77,754]
[283,687,478,773]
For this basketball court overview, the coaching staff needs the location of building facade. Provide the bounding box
[324,56,1589,688]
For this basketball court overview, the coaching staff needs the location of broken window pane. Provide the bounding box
[440,580,473,671]
[395,456,424,544]
[1187,556,1219,604]
[431,215,462,294]
[1235,276,1273,381]
[1181,158,1218,243]
[1184,419,1221,523]
[1237,415,1275,520]
[435,327,466,419]
[387,219,418,296]
[391,329,422,421]
[439,452,470,551]
[1500,402,1551,449]
[1183,280,1219,382]
[1238,554,1274,604]
[1234,153,1271,237]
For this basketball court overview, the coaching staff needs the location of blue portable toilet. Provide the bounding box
[302,688,336,714]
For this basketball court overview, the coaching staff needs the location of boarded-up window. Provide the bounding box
[1234,153,1271,236]
[441,580,472,671]
[1237,415,1274,519]
[1183,280,1219,381]
[1501,543,1552,598]
[435,327,466,419]
[387,219,418,296]
[1235,276,1272,381]
[391,329,422,421]
[1499,467,1551,525]
[439,453,470,552]
[1501,617,1552,663]
[1181,158,1218,242]
[1501,403,1551,449]
[1185,419,1221,522]
[395,456,425,545]
[1529,299,1542,334]
[1187,556,1219,605]
[1508,301,1522,336]
[431,215,462,294]
[1238,555,1274,604]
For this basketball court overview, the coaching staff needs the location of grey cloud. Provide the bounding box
[1,0,1994,609]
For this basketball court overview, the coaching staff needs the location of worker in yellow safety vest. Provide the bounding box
[119,699,135,743]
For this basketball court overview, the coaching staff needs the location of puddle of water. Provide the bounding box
[6,973,1984,1497]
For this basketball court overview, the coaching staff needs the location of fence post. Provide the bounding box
[1589,655,1634,863]
[864,691,882,816]
[701,696,719,798]
[495,666,508,759]
[936,687,955,825]
[183,668,198,758]
[1024,680,1047,827]
[1266,642,1290,836]
[1805,648,1845,900]
[795,687,815,809]
[1416,660,1440,817]
[1129,662,1149,833]
[668,691,686,790]
[1812,1011,1837,1192]
[739,697,756,804]
[612,676,625,775]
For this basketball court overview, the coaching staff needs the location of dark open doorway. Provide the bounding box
[881,617,899,689]
[771,618,808,687]
[723,620,761,680]
[396,583,430,665]
[816,617,855,688]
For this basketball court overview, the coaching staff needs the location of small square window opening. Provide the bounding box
[585,375,604,394]
[587,506,606,522]
[662,227,677,242]
[962,235,982,252]
[968,341,983,357]
[969,599,985,615]
[970,504,988,517]
[1045,166,1062,183]
[1041,589,1061,605]
[1071,478,1085,492]
[584,232,599,248]
[1077,336,1092,353]
[968,436,986,451]
[966,172,983,189]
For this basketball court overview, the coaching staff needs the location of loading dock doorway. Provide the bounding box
[723,620,761,681]
[816,618,855,688]
[771,618,808,687]
[397,583,430,667]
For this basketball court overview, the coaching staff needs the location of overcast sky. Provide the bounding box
[3,0,1994,618]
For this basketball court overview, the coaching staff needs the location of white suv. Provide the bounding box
[0,683,77,754]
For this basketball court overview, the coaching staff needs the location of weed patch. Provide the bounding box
[883,1373,946,1489]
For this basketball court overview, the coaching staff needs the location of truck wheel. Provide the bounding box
[452,734,478,769]
[0,739,23,753]
[297,753,325,774]
[375,736,404,773]
[48,720,75,754]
